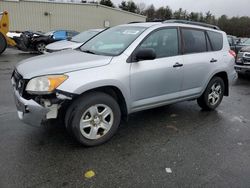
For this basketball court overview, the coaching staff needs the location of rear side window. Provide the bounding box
[182,28,207,54]
[207,31,223,51]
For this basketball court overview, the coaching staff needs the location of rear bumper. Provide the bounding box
[235,65,250,74]
[13,88,49,127]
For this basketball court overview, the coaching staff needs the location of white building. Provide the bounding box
[0,0,146,32]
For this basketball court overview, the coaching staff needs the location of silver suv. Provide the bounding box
[12,21,237,146]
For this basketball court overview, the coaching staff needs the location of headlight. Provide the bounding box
[26,75,68,94]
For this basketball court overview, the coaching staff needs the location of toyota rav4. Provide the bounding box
[12,21,237,146]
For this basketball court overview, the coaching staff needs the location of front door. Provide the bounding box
[130,28,184,110]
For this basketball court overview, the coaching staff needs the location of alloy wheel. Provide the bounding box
[79,104,114,140]
[208,82,222,106]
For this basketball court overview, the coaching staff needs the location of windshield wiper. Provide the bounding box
[82,49,96,54]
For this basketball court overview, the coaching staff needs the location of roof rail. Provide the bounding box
[163,19,221,30]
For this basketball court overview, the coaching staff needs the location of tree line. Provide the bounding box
[90,0,250,37]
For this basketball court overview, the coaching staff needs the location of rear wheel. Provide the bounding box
[66,92,121,146]
[0,33,7,55]
[197,77,225,110]
[36,42,46,54]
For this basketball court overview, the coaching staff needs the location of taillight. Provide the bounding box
[229,50,236,58]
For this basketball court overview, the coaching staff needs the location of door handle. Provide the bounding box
[210,58,217,63]
[173,62,183,68]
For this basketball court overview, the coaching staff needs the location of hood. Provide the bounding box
[16,50,112,79]
[240,46,250,53]
[46,40,82,51]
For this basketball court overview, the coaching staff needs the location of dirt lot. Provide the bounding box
[0,48,250,188]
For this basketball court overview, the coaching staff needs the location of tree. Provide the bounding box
[136,2,146,15]
[144,4,155,21]
[155,6,172,20]
[165,6,173,20]
[189,12,199,21]
[100,0,114,8]
[205,11,212,24]
[119,1,138,13]
[173,8,188,20]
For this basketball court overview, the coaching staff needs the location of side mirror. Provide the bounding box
[135,48,156,61]
[67,36,72,41]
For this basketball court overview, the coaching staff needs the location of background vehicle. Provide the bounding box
[12,21,237,146]
[0,11,16,55]
[228,35,250,54]
[228,35,240,53]
[235,46,250,75]
[45,29,103,53]
[12,30,79,54]
[234,38,250,54]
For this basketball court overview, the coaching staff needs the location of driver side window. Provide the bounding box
[138,28,179,58]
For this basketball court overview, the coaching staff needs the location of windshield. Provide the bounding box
[80,26,146,56]
[243,38,250,45]
[71,30,100,43]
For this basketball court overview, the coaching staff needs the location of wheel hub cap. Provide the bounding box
[93,116,101,125]
[208,82,222,106]
[79,104,114,140]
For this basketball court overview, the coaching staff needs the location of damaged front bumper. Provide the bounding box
[11,70,74,127]
[13,88,51,127]
[13,88,74,127]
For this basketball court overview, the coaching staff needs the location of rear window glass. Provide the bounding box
[207,31,223,51]
[182,29,207,54]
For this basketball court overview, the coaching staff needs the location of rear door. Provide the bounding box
[179,28,220,97]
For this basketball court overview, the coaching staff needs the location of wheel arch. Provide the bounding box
[72,85,129,120]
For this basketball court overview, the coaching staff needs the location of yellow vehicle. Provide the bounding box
[0,11,16,54]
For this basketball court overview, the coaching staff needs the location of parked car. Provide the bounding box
[228,35,239,52]
[235,45,250,75]
[12,30,79,54]
[12,21,237,146]
[45,29,103,53]
[228,35,250,54]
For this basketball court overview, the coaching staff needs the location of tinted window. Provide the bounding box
[207,31,223,51]
[182,29,207,54]
[138,28,179,58]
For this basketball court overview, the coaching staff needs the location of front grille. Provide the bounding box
[12,70,26,96]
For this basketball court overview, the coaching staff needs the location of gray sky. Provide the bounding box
[111,0,250,17]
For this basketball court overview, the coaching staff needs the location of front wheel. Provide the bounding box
[66,92,121,146]
[197,77,225,111]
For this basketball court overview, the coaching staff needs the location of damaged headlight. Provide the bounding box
[26,75,68,94]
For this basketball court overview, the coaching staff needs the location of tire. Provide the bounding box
[36,42,46,54]
[65,92,121,146]
[0,33,7,55]
[197,77,225,111]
